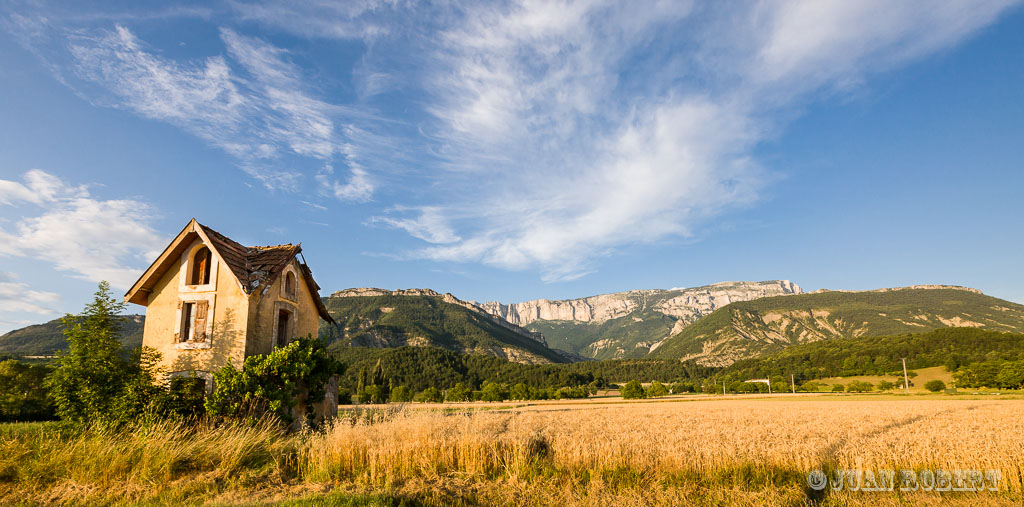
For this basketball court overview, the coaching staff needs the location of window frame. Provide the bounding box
[178,241,219,294]
[280,264,299,301]
[272,300,298,349]
[174,293,216,349]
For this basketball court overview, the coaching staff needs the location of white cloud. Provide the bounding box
[6,1,1018,282]
[370,207,461,244]
[386,0,1017,280]
[0,169,87,205]
[749,1,1015,92]
[53,23,375,197]
[229,0,394,40]
[0,170,164,290]
[0,272,60,315]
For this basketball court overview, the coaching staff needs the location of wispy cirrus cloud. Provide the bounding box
[229,0,394,41]
[0,272,61,315]
[4,0,1018,284]
[373,0,1017,280]
[0,170,164,290]
[369,207,461,245]
[7,10,378,201]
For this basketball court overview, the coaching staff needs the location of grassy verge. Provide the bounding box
[2,399,1023,506]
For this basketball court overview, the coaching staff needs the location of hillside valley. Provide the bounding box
[320,288,575,364]
[650,286,1024,366]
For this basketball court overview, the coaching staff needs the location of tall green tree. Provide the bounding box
[45,281,156,424]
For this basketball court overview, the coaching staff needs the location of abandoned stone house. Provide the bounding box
[124,218,337,419]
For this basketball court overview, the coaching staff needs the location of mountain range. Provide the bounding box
[476,280,801,359]
[3,281,1024,368]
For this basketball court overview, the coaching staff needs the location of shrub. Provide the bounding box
[420,387,443,403]
[621,380,645,400]
[846,380,874,393]
[924,380,946,392]
[445,383,472,402]
[876,380,895,391]
[152,375,207,419]
[670,382,695,394]
[337,388,353,405]
[390,386,413,403]
[646,381,669,398]
[205,337,344,425]
[479,382,507,402]
[0,359,55,422]
[832,384,846,392]
[510,383,530,400]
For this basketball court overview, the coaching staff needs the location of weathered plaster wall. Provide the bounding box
[141,248,250,375]
[246,260,322,356]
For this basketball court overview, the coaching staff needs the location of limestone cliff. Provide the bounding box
[476,280,802,359]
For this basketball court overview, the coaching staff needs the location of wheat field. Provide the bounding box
[2,398,1022,506]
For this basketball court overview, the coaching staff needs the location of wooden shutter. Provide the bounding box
[197,252,209,284]
[193,300,209,342]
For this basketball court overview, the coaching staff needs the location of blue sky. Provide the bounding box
[1,1,1022,331]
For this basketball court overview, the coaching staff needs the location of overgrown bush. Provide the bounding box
[389,385,413,403]
[621,380,645,399]
[846,380,874,393]
[924,380,946,392]
[646,381,669,397]
[445,382,472,402]
[0,360,55,421]
[205,337,344,425]
[419,387,443,403]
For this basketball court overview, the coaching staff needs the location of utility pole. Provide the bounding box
[768,378,772,394]
[791,374,796,394]
[723,381,726,395]
[902,358,910,392]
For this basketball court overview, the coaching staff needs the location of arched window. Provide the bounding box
[189,246,212,285]
[284,271,295,298]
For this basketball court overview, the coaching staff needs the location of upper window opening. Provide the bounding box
[189,246,212,285]
[284,271,296,298]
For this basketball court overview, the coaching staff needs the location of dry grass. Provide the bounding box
[2,399,1023,506]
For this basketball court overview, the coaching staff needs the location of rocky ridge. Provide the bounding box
[474,280,803,359]
[477,280,802,327]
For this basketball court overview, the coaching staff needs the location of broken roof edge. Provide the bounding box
[126,219,335,325]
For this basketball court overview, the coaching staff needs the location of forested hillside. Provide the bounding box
[320,293,572,364]
[651,287,1024,365]
[717,327,1024,386]
[0,315,144,356]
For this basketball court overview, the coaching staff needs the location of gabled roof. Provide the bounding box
[124,219,334,323]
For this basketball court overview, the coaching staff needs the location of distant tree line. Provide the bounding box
[333,346,710,395]
[954,360,1024,389]
[716,328,1024,384]
[347,355,603,404]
